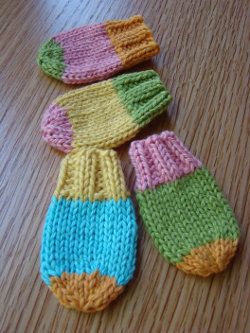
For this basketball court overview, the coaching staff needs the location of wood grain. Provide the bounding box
[0,0,249,332]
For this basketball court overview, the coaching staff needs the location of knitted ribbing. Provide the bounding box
[129,131,239,277]
[41,148,137,312]
[41,70,172,152]
[37,16,159,84]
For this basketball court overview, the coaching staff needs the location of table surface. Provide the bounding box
[1,0,249,332]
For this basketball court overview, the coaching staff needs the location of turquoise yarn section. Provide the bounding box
[41,196,137,286]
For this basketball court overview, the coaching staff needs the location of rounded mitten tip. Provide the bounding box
[41,103,73,153]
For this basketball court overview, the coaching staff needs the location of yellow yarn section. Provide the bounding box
[176,239,238,277]
[105,15,159,68]
[50,271,124,312]
[54,148,130,202]
[56,80,140,149]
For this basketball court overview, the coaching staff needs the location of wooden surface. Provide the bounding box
[0,0,249,332]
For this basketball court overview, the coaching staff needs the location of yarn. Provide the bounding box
[129,131,239,277]
[41,148,137,312]
[41,70,172,152]
[37,16,159,84]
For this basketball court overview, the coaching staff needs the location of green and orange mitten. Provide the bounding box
[129,131,239,277]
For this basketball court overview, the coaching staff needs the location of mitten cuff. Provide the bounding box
[129,131,202,191]
[55,148,130,201]
[113,70,172,127]
[105,16,160,68]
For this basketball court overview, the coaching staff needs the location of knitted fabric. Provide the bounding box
[37,16,159,84]
[129,131,239,277]
[41,148,137,312]
[41,70,172,152]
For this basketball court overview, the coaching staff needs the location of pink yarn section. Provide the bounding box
[53,23,123,84]
[41,104,73,153]
[129,131,202,191]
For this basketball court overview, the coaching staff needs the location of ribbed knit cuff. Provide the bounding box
[105,15,160,68]
[113,70,172,128]
[55,148,130,201]
[129,131,202,191]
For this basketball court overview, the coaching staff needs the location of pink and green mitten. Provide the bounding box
[129,131,239,277]
[37,16,159,84]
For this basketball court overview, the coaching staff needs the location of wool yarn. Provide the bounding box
[129,131,239,277]
[37,16,159,84]
[41,148,137,312]
[41,70,172,152]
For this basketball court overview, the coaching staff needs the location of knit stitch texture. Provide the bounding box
[41,148,137,312]
[37,16,159,84]
[129,131,239,277]
[41,70,172,152]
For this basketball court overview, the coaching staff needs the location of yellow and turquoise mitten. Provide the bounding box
[41,148,137,312]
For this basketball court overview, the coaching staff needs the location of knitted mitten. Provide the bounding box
[129,131,239,277]
[37,16,159,84]
[41,148,137,312]
[41,70,171,152]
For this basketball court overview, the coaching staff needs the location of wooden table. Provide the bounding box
[1,0,249,332]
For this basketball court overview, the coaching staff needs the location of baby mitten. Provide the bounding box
[41,70,171,152]
[37,16,159,84]
[40,148,137,312]
[129,131,239,277]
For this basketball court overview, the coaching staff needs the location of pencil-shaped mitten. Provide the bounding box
[41,148,137,312]
[129,131,239,277]
[41,70,172,152]
[37,15,159,84]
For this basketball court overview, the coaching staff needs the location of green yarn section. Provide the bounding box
[113,70,172,127]
[136,168,239,264]
[37,39,65,80]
